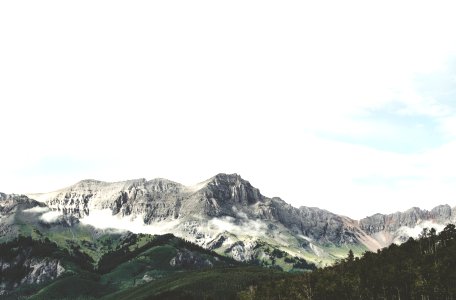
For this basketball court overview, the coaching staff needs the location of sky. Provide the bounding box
[1,1,456,219]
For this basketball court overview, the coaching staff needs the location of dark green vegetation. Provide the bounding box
[239,224,456,300]
[4,196,455,299]
[103,267,288,300]
[0,231,314,300]
[0,230,246,299]
[3,220,456,300]
[1,197,318,299]
[1,212,311,299]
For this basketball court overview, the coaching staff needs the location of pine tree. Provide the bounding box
[347,249,354,262]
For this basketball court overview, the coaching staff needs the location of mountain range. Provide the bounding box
[2,173,456,298]
[25,173,456,266]
[1,192,262,298]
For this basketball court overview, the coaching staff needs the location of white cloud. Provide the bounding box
[23,206,50,214]
[40,211,64,223]
[208,216,268,238]
[79,209,180,235]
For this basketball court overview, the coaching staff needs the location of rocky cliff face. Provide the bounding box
[24,173,456,265]
[0,240,65,296]
[358,204,456,246]
[0,193,46,239]
[359,205,455,235]
[29,174,360,246]
[0,193,45,214]
[25,174,371,265]
[30,178,200,221]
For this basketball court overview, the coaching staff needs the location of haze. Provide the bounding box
[1,1,456,219]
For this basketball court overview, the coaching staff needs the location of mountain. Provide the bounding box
[1,193,43,240]
[359,204,456,247]
[28,174,378,266]
[29,172,456,267]
[27,174,456,265]
[1,192,277,299]
[2,173,456,299]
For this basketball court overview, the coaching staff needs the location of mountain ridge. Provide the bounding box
[22,173,456,265]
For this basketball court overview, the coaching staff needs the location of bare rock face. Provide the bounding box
[0,247,65,295]
[30,178,186,220]
[0,193,45,215]
[359,209,422,235]
[224,240,257,261]
[24,175,368,266]
[169,249,213,268]
[203,173,264,210]
[358,204,456,248]
[20,258,65,285]
[359,205,455,235]
[271,199,361,245]
[0,193,47,239]
[430,205,453,221]
[24,173,456,264]
[29,174,360,246]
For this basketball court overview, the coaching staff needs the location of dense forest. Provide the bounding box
[239,224,456,300]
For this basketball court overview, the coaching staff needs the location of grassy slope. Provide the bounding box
[102,267,289,300]
[29,274,109,300]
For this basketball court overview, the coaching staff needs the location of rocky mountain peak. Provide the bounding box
[70,178,148,190]
[203,173,263,206]
[359,204,456,236]
[75,179,105,185]
[210,173,243,184]
[0,193,43,212]
[146,178,184,193]
[1,193,47,239]
[68,179,109,191]
[430,204,452,220]
[21,174,456,264]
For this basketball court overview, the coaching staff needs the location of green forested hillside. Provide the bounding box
[0,231,244,299]
[3,198,455,300]
[239,224,456,300]
[0,197,317,299]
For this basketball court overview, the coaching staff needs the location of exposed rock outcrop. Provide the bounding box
[28,174,359,247]
[23,174,456,264]
[0,247,65,295]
